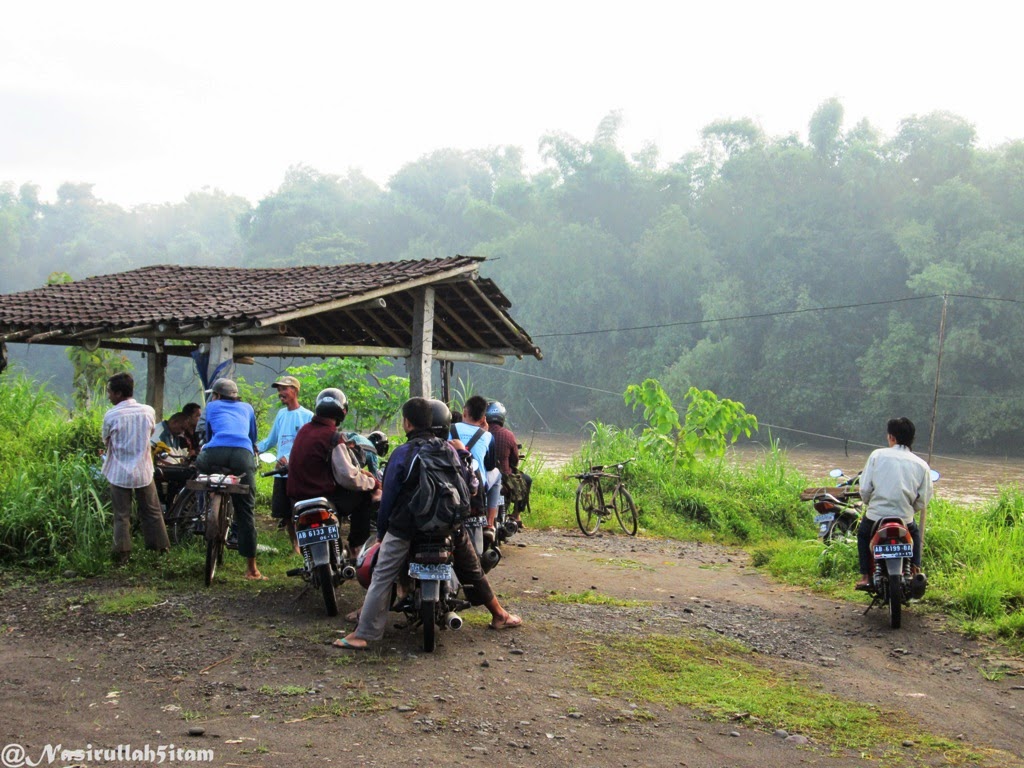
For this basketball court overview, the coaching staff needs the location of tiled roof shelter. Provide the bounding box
[0,255,541,411]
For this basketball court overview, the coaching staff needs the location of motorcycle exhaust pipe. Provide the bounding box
[910,573,928,599]
[481,547,501,573]
[340,564,357,580]
[444,611,463,630]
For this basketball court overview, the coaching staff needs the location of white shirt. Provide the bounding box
[102,398,156,489]
[860,444,932,523]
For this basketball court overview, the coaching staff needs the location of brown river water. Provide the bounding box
[520,431,1024,505]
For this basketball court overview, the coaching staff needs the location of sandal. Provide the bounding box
[333,637,368,651]
[489,613,522,630]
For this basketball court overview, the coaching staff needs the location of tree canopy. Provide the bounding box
[4,102,1024,451]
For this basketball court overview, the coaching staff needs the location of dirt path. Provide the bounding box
[2,529,1022,768]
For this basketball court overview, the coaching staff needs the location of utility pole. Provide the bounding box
[923,293,948,546]
[926,293,948,465]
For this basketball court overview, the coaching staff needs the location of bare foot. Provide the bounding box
[245,571,268,581]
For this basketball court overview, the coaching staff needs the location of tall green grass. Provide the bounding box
[543,423,809,542]
[0,374,111,574]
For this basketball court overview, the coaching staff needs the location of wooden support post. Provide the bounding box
[206,335,235,396]
[408,287,435,399]
[441,360,453,405]
[146,351,167,418]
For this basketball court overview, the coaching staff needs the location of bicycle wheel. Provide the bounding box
[612,486,639,536]
[165,490,199,544]
[204,494,223,587]
[575,480,602,536]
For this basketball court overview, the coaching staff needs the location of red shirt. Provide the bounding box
[488,423,519,475]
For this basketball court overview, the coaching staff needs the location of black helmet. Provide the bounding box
[485,400,506,426]
[368,430,389,458]
[315,388,348,423]
[428,399,451,438]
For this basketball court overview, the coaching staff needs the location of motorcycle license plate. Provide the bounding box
[296,524,339,545]
[464,516,488,527]
[813,512,835,524]
[408,562,453,581]
[874,543,913,559]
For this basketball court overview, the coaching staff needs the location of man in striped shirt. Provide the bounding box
[102,372,170,563]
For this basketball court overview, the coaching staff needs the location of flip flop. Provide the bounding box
[489,613,522,630]
[345,610,360,622]
[244,573,269,581]
[333,637,368,651]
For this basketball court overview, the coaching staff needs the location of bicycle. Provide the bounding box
[572,458,638,536]
[186,470,249,586]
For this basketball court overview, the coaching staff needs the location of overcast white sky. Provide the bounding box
[2,0,1021,208]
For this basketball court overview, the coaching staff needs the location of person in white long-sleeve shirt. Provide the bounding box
[102,372,170,563]
[855,417,933,590]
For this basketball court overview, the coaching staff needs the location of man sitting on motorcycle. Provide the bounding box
[855,417,934,590]
[286,388,379,558]
[336,397,521,651]
[485,400,531,528]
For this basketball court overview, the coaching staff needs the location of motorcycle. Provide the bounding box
[464,511,498,572]
[260,453,355,617]
[806,468,862,543]
[859,468,940,629]
[355,532,470,653]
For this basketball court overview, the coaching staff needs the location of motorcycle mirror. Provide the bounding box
[930,469,940,482]
[828,469,844,478]
[258,452,277,464]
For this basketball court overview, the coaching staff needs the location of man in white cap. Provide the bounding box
[257,375,313,552]
[196,378,264,580]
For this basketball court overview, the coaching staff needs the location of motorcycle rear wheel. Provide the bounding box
[824,515,857,543]
[888,572,902,629]
[317,563,339,617]
[421,598,436,652]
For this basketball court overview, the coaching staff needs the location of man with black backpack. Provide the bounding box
[337,398,521,650]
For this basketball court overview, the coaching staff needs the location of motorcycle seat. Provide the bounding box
[293,497,334,514]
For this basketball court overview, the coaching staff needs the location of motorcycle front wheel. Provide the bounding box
[317,563,339,617]
[421,598,436,652]
[888,572,902,629]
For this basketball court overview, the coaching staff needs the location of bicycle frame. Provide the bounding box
[574,459,638,536]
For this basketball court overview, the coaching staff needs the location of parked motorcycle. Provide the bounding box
[261,454,355,617]
[355,532,470,652]
[805,469,862,543]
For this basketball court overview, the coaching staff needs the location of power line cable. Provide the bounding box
[531,291,1024,340]
[533,294,940,339]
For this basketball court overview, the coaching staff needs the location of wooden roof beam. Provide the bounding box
[434,291,490,349]
[254,262,479,327]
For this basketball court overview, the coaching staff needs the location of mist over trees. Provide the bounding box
[3,101,1024,452]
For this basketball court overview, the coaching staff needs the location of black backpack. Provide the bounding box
[404,437,472,534]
